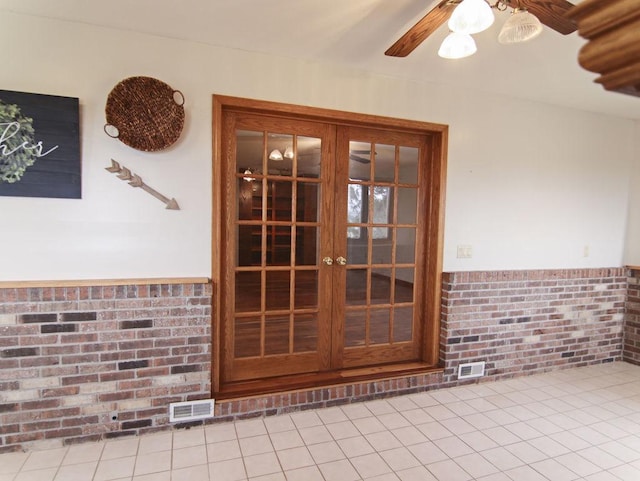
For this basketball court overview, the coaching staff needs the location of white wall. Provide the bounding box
[0,12,635,281]
[624,121,640,267]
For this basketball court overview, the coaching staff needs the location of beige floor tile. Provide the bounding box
[352,416,387,435]
[377,413,411,430]
[307,440,345,464]
[263,415,295,434]
[340,403,373,420]
[432,436,473,458]
[378,447,420,471]
[456,431,498,452]
[479,447,524,471]
[289,411,322,429]
[396,465,438,481]
[94,456,136,481]
[282,465,324,481]
[324,420,360,440]
[555,452,602,477]
[317,459,360,481]
[529,459,580,481]
[243,452,281,478]
[132,471,171,481]
[54,461,98,481]
[389,426,427,447]
[426,459,471,481]
[454,452,498,479]
[400,408,434,426]
[208,458,246,481]
[101,438,139,461]
[503,465,547,481]
[607,463,640,481]
[316,406,349,425]
[238,435,273,456]
[577,446,625,470]
[15,467,58,481]
[133,450,171,476]
[350,452,392,478]
[172,428,205,449]
[365,431,403,451]
[207,439,242,463]
[337,435,375,457]
[0,452,29,474]
[62,443,104,465]
[503,441,546,464]
[268,430,304,451]
[137,433,172,455]
[415,421,453,441]
[171,464,209,481]
[205,422,238,443]
[21,448,68,471]
[172,445,208,470]
[275,446,314,471]
[298,425,332,445]
[235,418,267,439]
[407,441,448,465]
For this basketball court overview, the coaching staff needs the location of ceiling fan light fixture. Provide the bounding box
[498,8,543,44]
[448,0,494,35]
[438,32,477,59]
[268,149,284,161]
[283,146,294,159]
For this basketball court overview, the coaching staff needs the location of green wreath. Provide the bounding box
[0,100,37,183]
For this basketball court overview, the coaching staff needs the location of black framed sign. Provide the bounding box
[0,90,81,199]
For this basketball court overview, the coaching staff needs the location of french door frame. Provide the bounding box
[212,95,448,396]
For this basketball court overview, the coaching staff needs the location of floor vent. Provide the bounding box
[458,361,485,380]
[169,399,215,423]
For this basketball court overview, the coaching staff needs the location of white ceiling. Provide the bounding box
[2,0,639,120]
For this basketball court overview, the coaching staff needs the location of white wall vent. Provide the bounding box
[169,399,215,423]
[458,361,485,380]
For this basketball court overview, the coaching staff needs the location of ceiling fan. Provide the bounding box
[385,0,577,58]
[349,149,375,164]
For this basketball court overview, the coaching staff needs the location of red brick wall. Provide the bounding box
[624,268,640,363]
[440,268,627,383]
[0,282,212,453]
[0,269,634,452]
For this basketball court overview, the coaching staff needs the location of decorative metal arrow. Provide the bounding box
[105,159,180,210]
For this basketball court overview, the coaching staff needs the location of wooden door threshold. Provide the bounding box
[215,362,443,400]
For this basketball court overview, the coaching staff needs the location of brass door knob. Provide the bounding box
[323,257,334,266]
[336,256,347,266]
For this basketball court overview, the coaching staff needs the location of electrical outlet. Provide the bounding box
[583,245,590,257]
[457,245,473,259]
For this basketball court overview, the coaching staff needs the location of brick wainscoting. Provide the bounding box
[0,269,635,452]
[624,268,640,363]
[440,268,628,383]
[0,281,212,453]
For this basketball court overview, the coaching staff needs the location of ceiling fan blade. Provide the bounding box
[350,149,372,155]
[514,0,577,35]
[349,154,371,164]
[385,0,457,57]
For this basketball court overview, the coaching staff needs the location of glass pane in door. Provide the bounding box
[341,136,421,360]
[228,123,329,381]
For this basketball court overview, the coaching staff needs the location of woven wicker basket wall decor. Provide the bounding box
[104,76,185,152]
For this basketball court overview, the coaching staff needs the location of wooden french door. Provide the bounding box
[215,97,446,391]
[220,113,335,383]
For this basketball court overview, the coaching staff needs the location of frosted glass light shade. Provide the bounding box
[268,149,284,161]
[283,146,294,159]
[498,8,543,44]
[448,0,494,35]
[438,32,477,59]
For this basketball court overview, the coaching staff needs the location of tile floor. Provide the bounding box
[3,362,640,481]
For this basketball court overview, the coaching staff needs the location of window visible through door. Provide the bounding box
[212,96,447,396]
